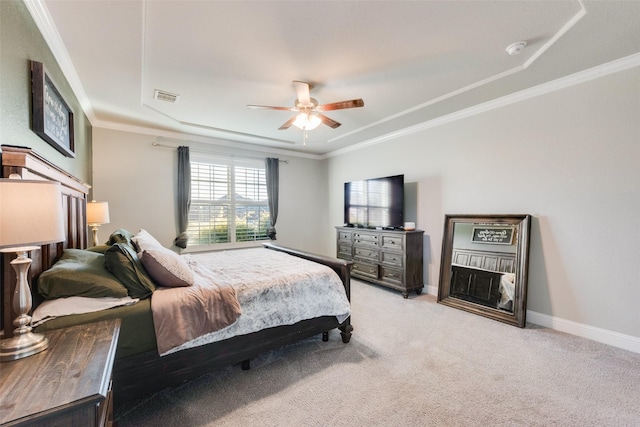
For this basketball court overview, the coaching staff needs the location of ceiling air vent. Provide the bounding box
[154,89,179,103]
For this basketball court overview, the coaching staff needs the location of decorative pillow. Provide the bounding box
[133,228,194,288]
[139,247,194,288]
[104,243,156,299]
[131,229,163,251]
[38,249,128,299]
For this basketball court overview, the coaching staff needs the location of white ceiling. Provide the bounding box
[30,0,640,156]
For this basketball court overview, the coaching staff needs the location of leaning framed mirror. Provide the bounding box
[437,214,531,327]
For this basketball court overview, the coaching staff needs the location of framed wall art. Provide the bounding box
[31,60,75,157]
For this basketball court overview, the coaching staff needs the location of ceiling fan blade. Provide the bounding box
[247,104,296,111]
[317,98,364,112]
[318,114,341,129]
[293,81,311,105]
[278,116,297,130]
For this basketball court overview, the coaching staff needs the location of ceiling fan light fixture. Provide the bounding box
[293,113,321,131]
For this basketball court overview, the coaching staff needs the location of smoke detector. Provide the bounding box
[506,41,527,56]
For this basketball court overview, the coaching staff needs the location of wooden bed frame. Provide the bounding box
[1,145,353,405]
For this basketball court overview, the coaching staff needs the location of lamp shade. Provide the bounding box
[293,113,321,131]
[0,179,66,251]
[87,201,110,225]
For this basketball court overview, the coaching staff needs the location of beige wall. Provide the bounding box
[326,66,640,343]
[92,128,328,253]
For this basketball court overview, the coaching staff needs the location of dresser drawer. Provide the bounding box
[352,261,379,279]
[354,246,379,261]
[380,266,403,286]
[381,234,404,251]
[381,251,403,267]
[337,230,352,242]
[353,232,379,248]
[337,244,353,258]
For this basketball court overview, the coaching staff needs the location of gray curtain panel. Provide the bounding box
[175,146,191,248]
[265,157,279,240]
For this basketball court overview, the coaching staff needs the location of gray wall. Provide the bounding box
[326,66,640,341]
[92,128,328,253]
[0,0,92,184]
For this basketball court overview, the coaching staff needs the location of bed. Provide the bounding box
[0,145,353,404]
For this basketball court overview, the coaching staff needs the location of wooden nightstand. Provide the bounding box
[0,319,121,426]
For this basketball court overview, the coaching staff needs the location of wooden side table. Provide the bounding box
[0,319,121,426]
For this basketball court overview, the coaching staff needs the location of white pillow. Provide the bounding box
[132,228,164,251]
[133,229,195,288]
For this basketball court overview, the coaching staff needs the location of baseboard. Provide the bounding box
[526,310,640,354]
[424,286,640,354]
[426,284,439,296]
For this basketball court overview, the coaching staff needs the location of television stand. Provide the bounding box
[336,226,424,298]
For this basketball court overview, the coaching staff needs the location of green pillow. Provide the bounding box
[85,245,110,254]
[38,249,128,299]
[104,243,156,299]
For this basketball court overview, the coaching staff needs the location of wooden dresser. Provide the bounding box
[336,226,424,298]
[0,319,120,427]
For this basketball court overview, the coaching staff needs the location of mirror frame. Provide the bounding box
[437,214,532,327]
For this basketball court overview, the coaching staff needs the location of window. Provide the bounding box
[187,155,270,248]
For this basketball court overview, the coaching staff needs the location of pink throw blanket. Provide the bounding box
[151,259,241,355]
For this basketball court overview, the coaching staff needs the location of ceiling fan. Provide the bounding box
[247,81,364,131]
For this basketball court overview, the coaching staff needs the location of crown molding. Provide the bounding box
[23,0,97,123]
[325,52,640,159]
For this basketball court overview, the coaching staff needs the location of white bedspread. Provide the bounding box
[162,247,351,356]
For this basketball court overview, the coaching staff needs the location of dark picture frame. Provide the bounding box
[30,61,75,158]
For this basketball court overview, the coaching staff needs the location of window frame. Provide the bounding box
[184,154,270,252]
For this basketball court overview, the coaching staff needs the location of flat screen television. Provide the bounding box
[344,174,404,229]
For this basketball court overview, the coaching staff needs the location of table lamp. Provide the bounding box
[0,178,65,362]
[87,200,110,246]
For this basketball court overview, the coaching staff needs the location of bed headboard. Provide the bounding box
[1,145,90,338]
[451,248,516,273]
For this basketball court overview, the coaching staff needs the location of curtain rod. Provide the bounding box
[151,141,288,163]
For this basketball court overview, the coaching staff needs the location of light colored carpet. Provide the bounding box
[116,279,640,426]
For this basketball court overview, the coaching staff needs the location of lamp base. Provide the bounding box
[0,332,48,362]
[91,224,100,247]
[0,249,49,362]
